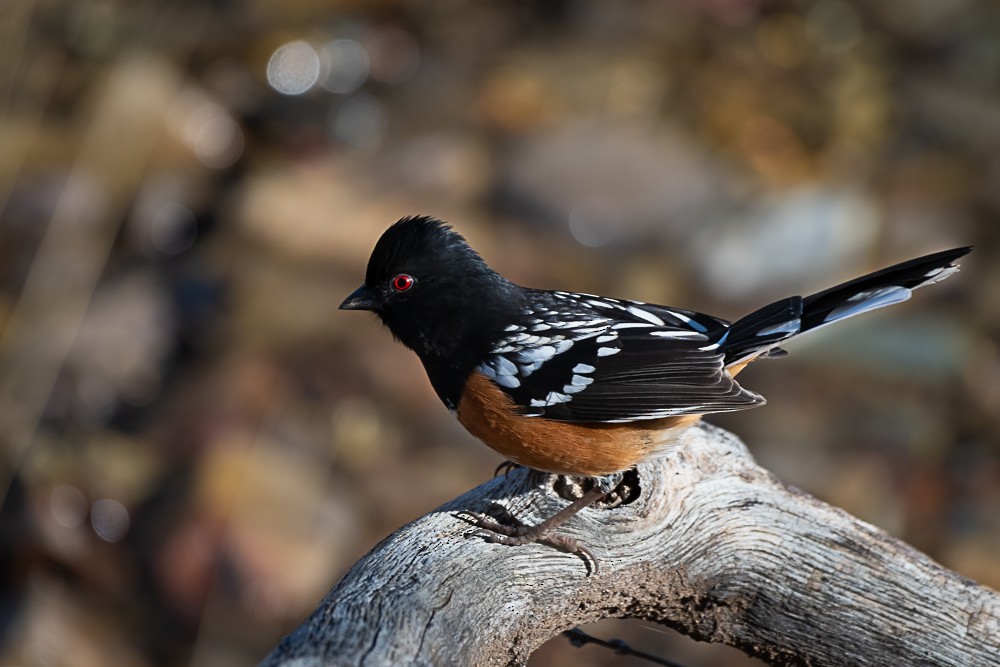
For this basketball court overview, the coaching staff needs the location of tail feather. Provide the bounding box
[722,246,971,367]
[722,296,802,365]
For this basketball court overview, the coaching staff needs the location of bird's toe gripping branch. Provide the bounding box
[458,470,645,574]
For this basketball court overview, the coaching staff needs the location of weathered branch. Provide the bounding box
[260,424,1000,667]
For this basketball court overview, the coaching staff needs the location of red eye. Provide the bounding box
[392,274,414,292]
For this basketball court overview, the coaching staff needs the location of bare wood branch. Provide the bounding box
[260,424,1000,667]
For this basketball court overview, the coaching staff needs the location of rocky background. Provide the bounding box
[1,1,998,666]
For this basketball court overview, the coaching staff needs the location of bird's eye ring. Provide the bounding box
[392,274,414,292]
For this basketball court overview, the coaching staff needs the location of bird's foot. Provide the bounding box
[465,511,598,570]
[459,484,608,574]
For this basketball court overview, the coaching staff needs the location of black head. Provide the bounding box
[340,216,524,405]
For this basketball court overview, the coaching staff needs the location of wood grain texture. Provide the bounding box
[260,424,1000,667]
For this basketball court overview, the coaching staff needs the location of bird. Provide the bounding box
[340,215,970,564]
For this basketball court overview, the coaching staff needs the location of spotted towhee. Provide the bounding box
[340,215,969,563]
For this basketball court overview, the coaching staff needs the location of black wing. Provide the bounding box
[475,292,762,423]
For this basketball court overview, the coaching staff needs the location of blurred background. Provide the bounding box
[1,1,998,666]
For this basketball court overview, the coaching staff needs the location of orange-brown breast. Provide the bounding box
[456,372,701,477]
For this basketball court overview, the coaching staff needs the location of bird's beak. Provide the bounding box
[339,284,378,311]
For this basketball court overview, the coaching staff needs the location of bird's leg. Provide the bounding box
[464,472,624,572]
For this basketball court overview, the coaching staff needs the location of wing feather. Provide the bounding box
[480,296,762,423]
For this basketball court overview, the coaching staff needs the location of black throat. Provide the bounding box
[381,274,525,411]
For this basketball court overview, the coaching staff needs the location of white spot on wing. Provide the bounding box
[649,330,706,339]
[627,306,666,326]
[613,322,654,330]
[519,361,543,375]
[597,346,620,357]
[596,335,617,343]
[544,391,571,404]
[477,360,521,388]
[478,362,497,381]
[588,299,626,310]
[573,363,595,373]
[515,334,541,345]
[489,356,511,373]
[667,310,708,332]
[516,345,556,363]
[552,319,604,329]
[494,373,520,388]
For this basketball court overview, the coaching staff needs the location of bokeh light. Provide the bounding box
[193,113,244,169]
[50,485,88,529]
[147,202,198,257]
[568,200,622,248]
[90,499,130,543]
[320,39,369,94]
[267,40,321,95]
[167,92,245,169]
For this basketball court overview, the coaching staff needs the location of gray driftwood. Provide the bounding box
[260,424,1000,667]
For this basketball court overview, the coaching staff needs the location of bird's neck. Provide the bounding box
[420,356,472,411]
[407,280,526,411]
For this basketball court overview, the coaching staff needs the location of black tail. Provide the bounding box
[722,247,971,367]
